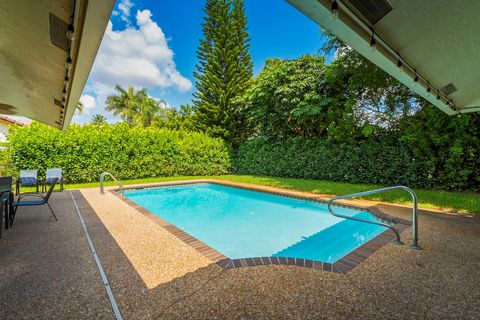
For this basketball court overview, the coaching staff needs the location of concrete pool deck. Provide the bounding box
[1,181,479,319]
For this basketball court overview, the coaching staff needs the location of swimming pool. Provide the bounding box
[123,183,389,264]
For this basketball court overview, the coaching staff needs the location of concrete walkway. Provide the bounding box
[0,191,112,319]
[1,187,479,319]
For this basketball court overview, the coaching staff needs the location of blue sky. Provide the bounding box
[74,0,325,123]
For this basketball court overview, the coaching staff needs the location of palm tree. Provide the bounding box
[90,114,107,125]
[136,98,164,127]
[105,85,148,124]
[105,84,165,127]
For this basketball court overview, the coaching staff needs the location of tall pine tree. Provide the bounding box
[192,0,253,145]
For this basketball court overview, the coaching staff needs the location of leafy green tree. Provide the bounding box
[321,33,422,129]
[90,114,107,125]
[192,0,253,145]
[398,105,480,190]
[237,55,356,140]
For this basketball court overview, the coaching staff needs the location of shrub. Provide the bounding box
[235,137,438,189]
[7,123,232,183]
[0,148,15,177]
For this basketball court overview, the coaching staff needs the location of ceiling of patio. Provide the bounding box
[0,0,115,129]
[287,0,480,115]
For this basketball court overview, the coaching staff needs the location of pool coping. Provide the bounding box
[110,180,412,274]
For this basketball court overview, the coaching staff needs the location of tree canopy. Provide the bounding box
[191,0,253,145]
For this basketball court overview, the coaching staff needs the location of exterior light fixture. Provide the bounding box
[66,24,75,40]
[413,71,419,87]
[66,56,72,69]
[397,59,403,72]
[370,32,376,52]
[63,87,67,94]
[331,1,339,20]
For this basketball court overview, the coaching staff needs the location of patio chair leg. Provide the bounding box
[47,203,57,221]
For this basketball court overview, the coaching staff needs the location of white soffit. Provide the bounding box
[287,0,480,115]
[0,0,115,129]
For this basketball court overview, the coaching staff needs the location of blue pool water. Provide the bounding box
[124,183,387,263]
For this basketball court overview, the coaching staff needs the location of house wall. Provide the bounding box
[0,123,9,143]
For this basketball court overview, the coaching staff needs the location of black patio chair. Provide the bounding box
[12,178,58,222]
[0,177,13,238]
[0,190,9,239]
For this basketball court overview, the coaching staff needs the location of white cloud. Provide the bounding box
[117,0,134,23]
[79,94,96,114]
[73,8,192,124]
[90,10,192,93]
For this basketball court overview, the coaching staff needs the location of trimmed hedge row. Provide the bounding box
[8,123,232,183]
[235,137,436,188]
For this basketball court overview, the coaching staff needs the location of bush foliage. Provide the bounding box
[235,136,478,190]
[8,123,232,183]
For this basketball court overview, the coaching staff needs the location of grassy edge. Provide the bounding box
[22,175,479,214]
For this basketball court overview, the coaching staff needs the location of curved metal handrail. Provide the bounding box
[327,186,421,249]
[99,172,124,195]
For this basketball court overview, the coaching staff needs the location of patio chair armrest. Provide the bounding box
[0,189,11,198]
[17,193,45,201]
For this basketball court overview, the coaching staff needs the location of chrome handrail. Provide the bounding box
[99,172,124,195]
[327,186,421,250]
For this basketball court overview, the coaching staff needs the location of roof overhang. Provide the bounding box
[0,0,115,129]
[287,0,480,115]
[0,115,28,127]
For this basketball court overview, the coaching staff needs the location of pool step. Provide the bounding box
[272,214,387,262]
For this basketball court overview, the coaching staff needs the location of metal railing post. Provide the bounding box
[327,186,421,250]
[99,172,124,195]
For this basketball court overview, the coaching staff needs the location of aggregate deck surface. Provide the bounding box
[1,181,479,319]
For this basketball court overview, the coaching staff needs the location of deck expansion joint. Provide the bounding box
[70,191,123,320]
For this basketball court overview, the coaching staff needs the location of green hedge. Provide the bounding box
[235,137,438,189]
[8,123,232,183]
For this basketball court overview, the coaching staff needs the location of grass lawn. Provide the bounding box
[27,175,479,215]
